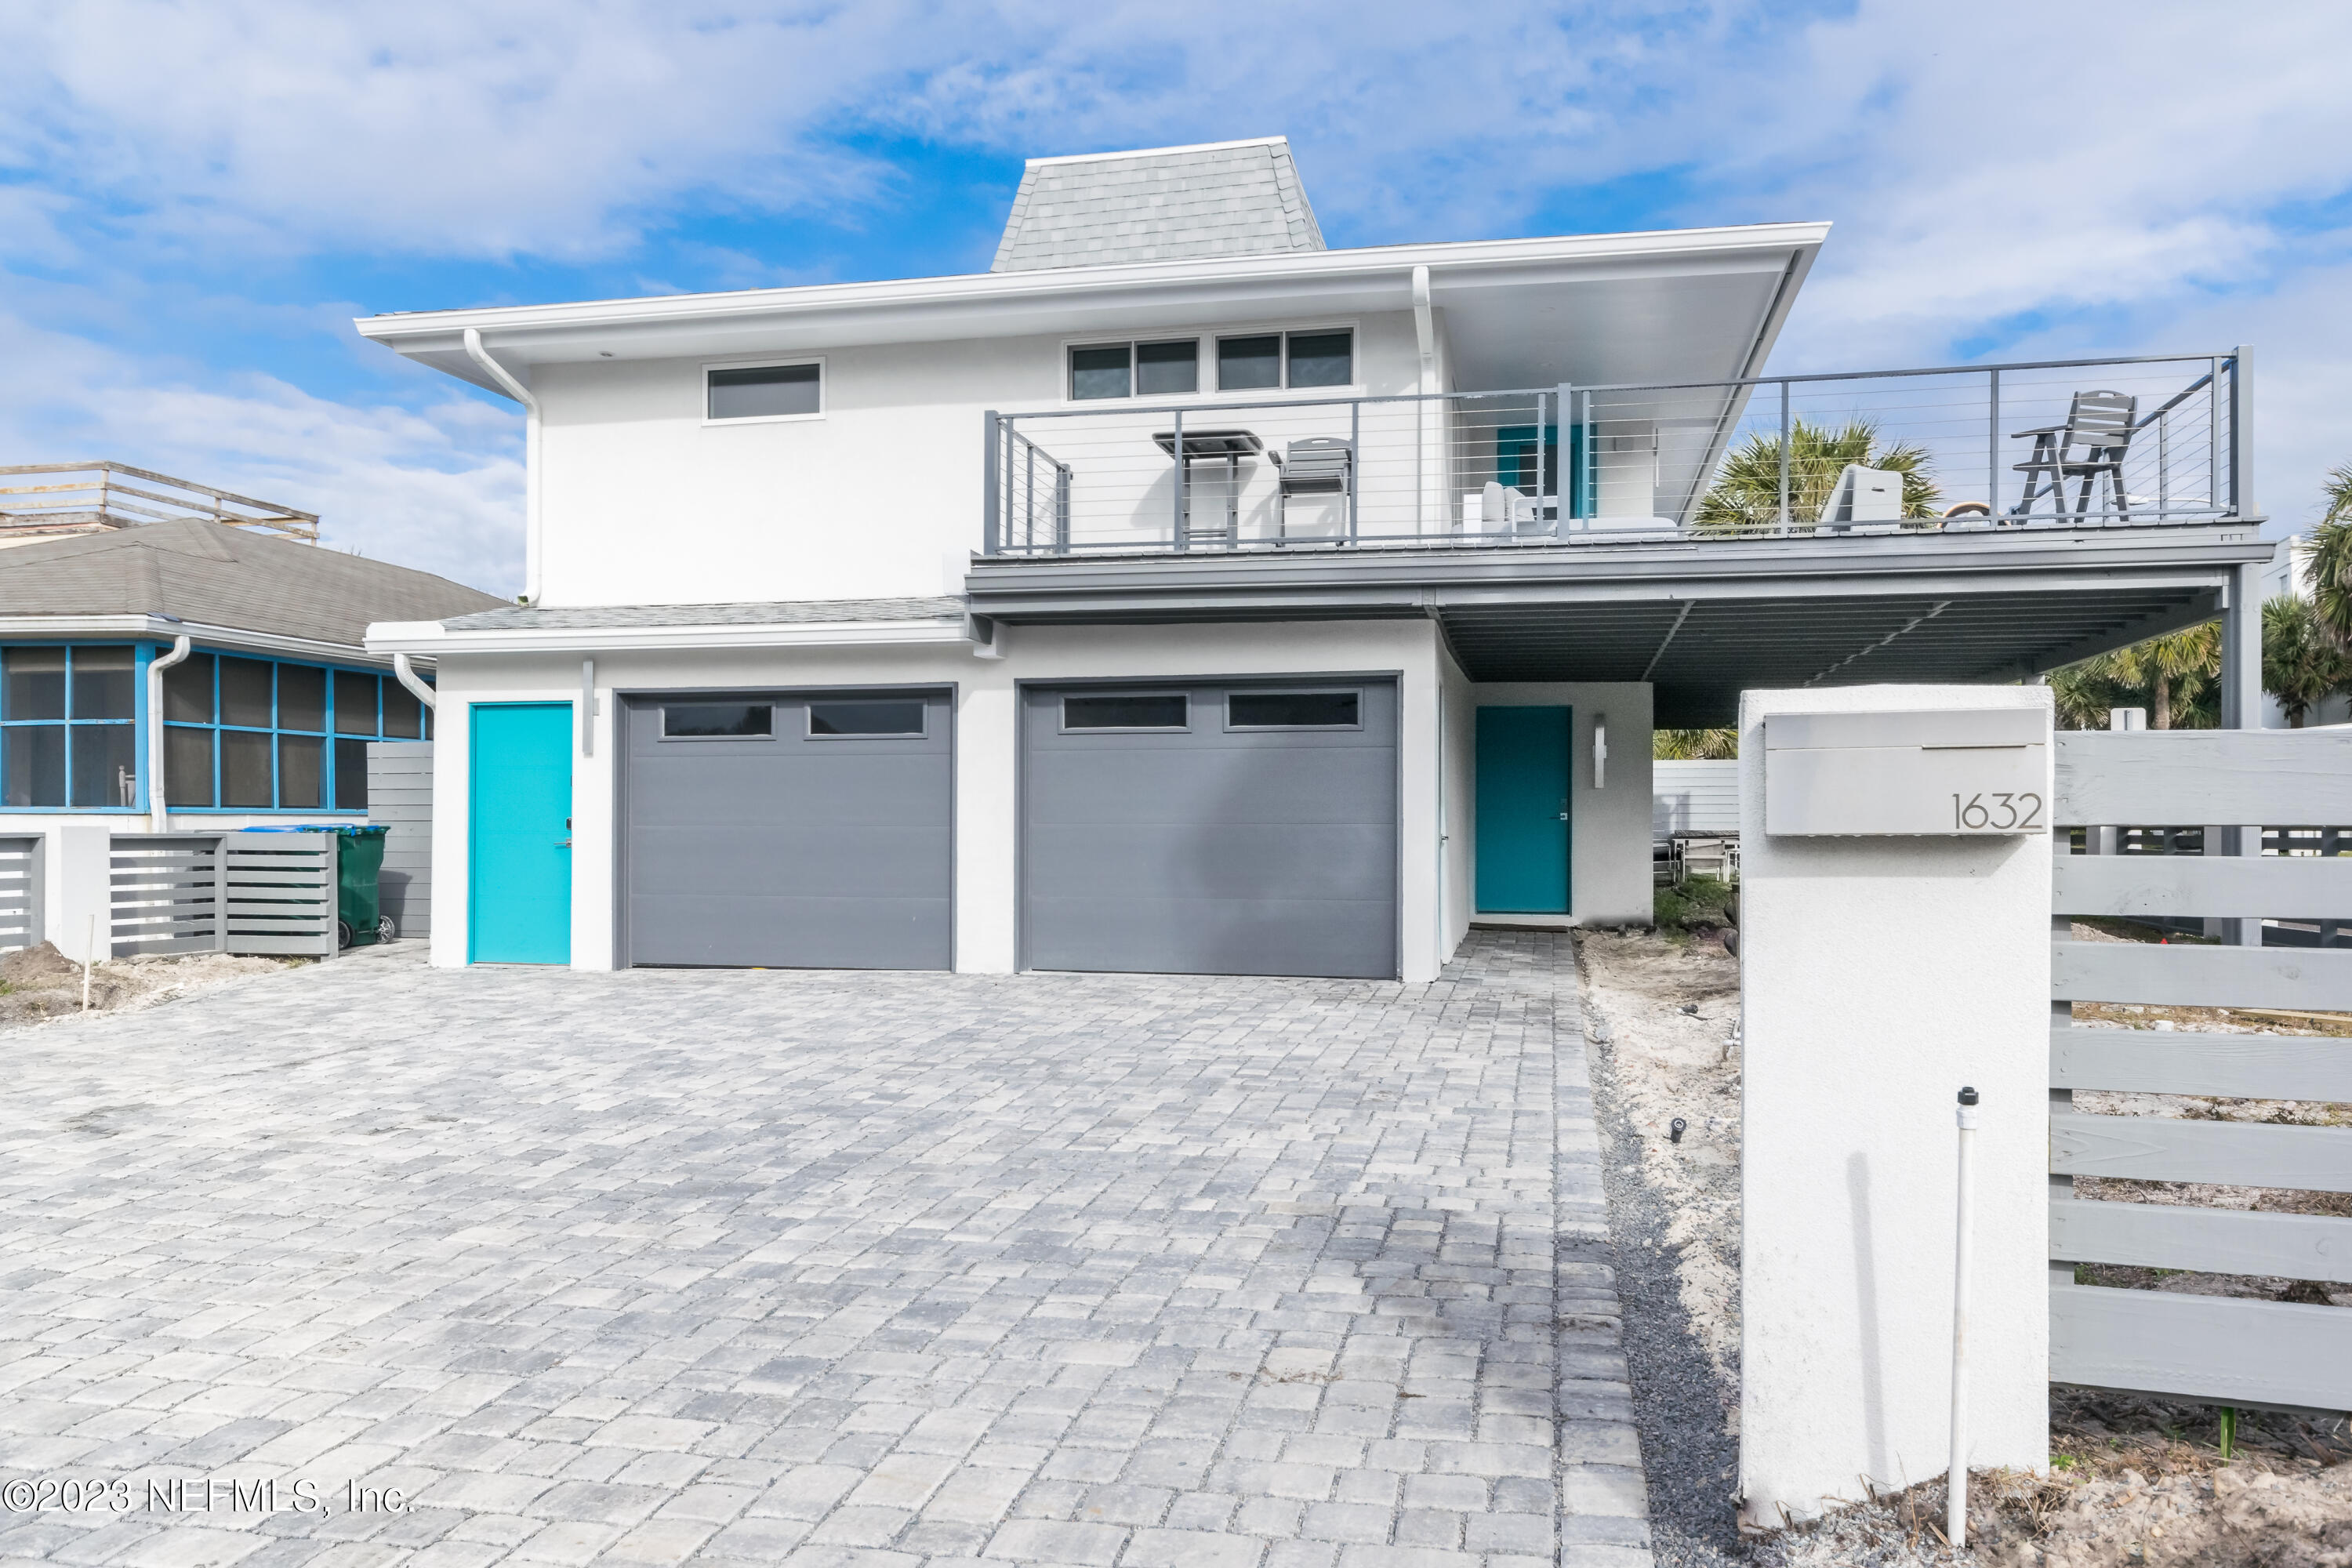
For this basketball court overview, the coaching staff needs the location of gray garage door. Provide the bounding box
[623,689,951,968]
[1022,679,1398,978]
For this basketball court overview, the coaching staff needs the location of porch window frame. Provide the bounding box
[0,642,147,813]
[162,650,430,815]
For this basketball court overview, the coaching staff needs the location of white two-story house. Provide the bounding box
[361,137,2273,980]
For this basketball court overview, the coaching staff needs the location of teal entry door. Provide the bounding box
[470,702,574,964]
[1475,706,1572,913]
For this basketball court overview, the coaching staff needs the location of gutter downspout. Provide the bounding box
[390,653,438,713]
[463,327,543,606]
[1412,265,1438,532]
[146,634,192,833]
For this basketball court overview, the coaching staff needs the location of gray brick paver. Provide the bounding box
[1,933,1649,1565]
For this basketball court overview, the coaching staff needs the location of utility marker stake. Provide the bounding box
[82,914,96,1011]
[1948,1085,1980,1548]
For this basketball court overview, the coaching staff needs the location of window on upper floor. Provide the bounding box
[162,652,429,813]
[706,361,823,422]
[1069,339,1200,401]
[1217,328,1353,392]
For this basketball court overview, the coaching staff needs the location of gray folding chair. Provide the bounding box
[1276,437,1353,541]
[2009,390,2138,522]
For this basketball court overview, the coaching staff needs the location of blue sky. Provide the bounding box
[4,0,2349,593]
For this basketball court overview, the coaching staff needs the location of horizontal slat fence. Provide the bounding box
[111,836,227,956]
[107,833,338,960]
[2051,727,2352,1413]
[368,741,432,938]
[222,835,338,956]
[0,835,41,952]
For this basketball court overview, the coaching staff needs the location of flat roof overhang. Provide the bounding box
[964,525,2275,728]
[354,221,1827,398]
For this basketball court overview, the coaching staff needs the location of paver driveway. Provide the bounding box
[0,932,1650,1568]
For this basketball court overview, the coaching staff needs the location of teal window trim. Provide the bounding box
[0,642,149,813]
[154,647,430,815]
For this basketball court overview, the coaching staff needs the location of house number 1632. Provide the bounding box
[1951,792,2042,830]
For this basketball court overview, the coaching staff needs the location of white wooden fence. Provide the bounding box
[107,832,339,959]
[2049,728,2352,1411]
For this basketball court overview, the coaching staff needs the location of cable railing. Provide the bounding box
[981,350,2247,557]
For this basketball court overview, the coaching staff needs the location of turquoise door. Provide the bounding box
[1475,706,1572,913]
[470,702,573,964]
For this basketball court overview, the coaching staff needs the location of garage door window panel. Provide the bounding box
[662,703,773,739]
[808,700,925,737]
[1062,693,1188,731]
[1227,691,1361,731]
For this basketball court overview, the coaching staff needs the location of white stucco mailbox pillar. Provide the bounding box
[1737,684,2052,1528]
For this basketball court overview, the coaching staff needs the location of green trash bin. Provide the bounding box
[265,824,392,949]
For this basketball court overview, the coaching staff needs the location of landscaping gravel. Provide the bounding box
[1583,986,1745,1567]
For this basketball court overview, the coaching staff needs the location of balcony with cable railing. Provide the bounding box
[981,350,2251,558]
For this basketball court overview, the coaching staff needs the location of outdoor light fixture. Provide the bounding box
[1592,714,1607,788]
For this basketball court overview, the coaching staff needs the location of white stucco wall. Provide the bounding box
[1736,684,2052,1527]
[1439,642,1474,960]
[425,619,1464,981]
[1468,681,1655,927]
[530,311,1425,608]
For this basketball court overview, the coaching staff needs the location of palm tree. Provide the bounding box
[1653,728,1738,760]
[2263,593,2352,727]
[1695,417,1940,533]
[2309,465,2352,646]
[2053,622,2220,730]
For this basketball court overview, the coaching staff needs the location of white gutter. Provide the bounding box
[0,614,402,666]
[145,635,192,833]
[463,326,543,607]
[390,652,437,712]
[365,617,970,656]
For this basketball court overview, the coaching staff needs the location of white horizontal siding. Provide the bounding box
[1653,759,1740,840]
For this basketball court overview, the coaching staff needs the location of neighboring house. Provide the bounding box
[0,506,506,938]
[358,136,2274,981]
[2261,533,2351,728]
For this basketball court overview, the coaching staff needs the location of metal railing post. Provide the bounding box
[1534,391,1548,535]
[1024,441,1035,554]
[2228,345,2252,519]
[1777,379,1791,531]
[1348,399,1360,542]
[1172,408,1187,551]
[982,412,1002,556]
[1986,368,2000,520]
[1056,464,1071,550]
[2158,411,2171,517]
[2209,358,2221,514]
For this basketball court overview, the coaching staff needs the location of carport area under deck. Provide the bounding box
[964,524,2277,728]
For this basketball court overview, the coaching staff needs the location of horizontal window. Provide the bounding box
[1063,693,1187,731]
[808,700,925,737]
[1228,691,1361,730]
[1069,339,1201,401]
[157,649,408,810]
[663,703,773,739]
[708,362,821,420]
[1217,329,1352,392]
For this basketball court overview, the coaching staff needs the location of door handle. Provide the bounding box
[554,839,572,848]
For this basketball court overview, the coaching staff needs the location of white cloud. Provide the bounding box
[0,311,523,593]
[4,0,2350,581]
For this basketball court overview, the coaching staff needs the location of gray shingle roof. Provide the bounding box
[0,519,507,648]
[440,597,966,632]
[993,138,1326,273]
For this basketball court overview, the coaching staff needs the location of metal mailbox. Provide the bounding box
[1763,709,2050,837]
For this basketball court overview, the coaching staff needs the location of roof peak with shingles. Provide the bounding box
[992,136,1326,274]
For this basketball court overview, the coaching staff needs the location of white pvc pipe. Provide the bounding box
[1948,1086,1980,1548]
[146,633,193,833]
